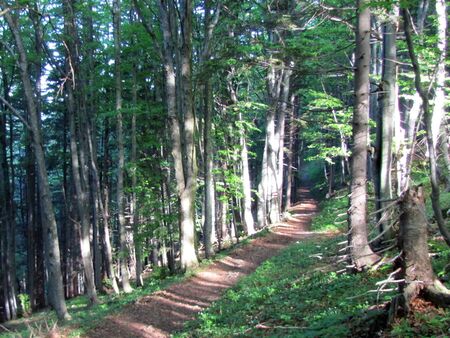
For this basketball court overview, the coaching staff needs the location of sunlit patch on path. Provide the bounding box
[87,188,318,338]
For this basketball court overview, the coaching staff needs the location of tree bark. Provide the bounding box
[1,5,70,320]
[376,8,398,241]
[277,65,292,212]
[396,187,450,315]
[285,95,297,209]
[403,8,450,247]
[63,0,98,304]
[204,81,216,257]
[113,0,133,292]
[0,107,17,321]
[131,65,143,287]
[348,0,379,270]
[159,0,198,271]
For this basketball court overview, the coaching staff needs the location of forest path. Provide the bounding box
[87,188,318,338]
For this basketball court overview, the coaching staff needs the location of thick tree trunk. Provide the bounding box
[179,0,199,271]
[1,6,70,320]
[159,0,198,271]
[396,187,450,315]
[266,64,283,224]
[348,0,379,270]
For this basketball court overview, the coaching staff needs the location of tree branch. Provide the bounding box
[0,95,32,132]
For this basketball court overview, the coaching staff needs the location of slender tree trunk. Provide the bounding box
[239,116,255,235]
[63,0,98,304]
[433,0,448,184]
[90,122,119,293]
[67,98,98,304]
[403,8,450,247]
[276,65,292,212]
[131,66,143,287]
[1,6,70,320]
[203,81,216,257]
[376,8,398,240]
[257,140,268,228]
[285,95,296,209]
[0,112,17,321]
[113,0,133,292]
[348,0,379,270]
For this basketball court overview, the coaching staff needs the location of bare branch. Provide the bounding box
[0,95,32,131]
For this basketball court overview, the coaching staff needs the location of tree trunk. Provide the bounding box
[395,187,450,315]
[203,81,216,258]
[376,8,398,241]
[113,0,133,292]
[159,0,198,271]
[276,65,292,212]
[266,64,283,224]
[1,6,70,320]
[257,139,268,228]
[403,8,450,247]
[0,111,17,321]
[67,99,98,304]
[285,94,297,209]
[131,66,143,287]
[433,0,448,187]
[348,0,379,270]
[63,0,98,304]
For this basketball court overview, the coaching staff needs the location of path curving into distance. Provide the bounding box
[87,188,318,338]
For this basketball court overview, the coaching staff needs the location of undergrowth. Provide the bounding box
[176,189,450,338]
[0,228,272,338]
[1,273,185,338]
[176,235,394,337]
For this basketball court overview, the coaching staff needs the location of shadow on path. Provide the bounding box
[87,188,318,338]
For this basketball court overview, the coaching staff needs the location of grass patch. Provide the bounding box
[1,227,275,337]
[176,235,393,337]
[311,190,348,232]
[1,273,185,338]
[176,191,450,338]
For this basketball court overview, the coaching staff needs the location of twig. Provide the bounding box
[0,324,11,332]
[0,95,33,131]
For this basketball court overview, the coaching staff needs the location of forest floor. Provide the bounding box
[85,188,322,338]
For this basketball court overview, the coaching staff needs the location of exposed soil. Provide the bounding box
[86,188,318,338]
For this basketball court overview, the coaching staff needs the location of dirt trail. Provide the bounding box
[87,188,318,338]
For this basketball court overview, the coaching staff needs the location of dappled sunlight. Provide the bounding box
[88,189,318,337]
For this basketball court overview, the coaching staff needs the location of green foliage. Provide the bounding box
[311,190,349,232]
[18,294,31,317]
[3,273,186,338]
[176,235,392,337]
